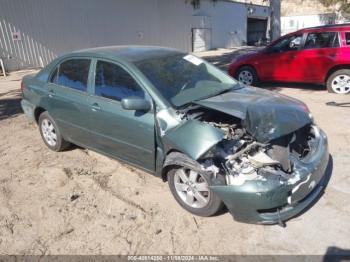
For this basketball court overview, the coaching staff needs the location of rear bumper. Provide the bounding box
[21,99,35,122]
[210,128,329,225]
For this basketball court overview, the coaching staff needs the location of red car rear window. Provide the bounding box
[345,32,350,45]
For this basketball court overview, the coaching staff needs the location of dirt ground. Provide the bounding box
[0,49,350,256]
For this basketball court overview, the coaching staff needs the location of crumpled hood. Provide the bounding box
[194,87,312,143]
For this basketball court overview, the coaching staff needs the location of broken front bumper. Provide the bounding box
[210,128,329,225]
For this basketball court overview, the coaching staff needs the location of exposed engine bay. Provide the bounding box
[180,105,320,186]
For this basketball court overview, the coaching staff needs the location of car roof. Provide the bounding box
[70,45,184,63]
[270,23,350,46]
[297,23,350,34]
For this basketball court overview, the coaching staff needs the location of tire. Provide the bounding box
[167,167,225,217]
[38,111,70,152]
[326,69,350,94]
[236,66,259,86]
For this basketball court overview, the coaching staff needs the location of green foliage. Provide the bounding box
[319,0,350,18]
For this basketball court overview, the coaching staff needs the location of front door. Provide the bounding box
[46,58,92,146]
[88,59,155,171]
[258,34,303,82]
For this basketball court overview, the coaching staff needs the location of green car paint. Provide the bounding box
[211,129,329,224]
[21,46,330,225]
[163,120,225,160]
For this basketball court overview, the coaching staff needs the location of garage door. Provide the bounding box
[192,28,211,52]
[247,18,268,46]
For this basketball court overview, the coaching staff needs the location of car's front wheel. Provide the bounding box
[236,66,259,86]
[327,69,350,94]
[38,111,70,152]
[168,167,224,217]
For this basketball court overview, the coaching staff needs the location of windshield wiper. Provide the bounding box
[193,84,239,102]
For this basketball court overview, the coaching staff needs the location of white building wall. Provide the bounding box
[0,0,269,71]
[281,13,336,35]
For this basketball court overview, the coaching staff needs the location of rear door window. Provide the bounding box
[51,59,91,91]
[304,32,340,49]
[94,60,145,101]
[345,32,350,45]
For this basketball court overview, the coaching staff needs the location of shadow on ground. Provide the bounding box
[0,90,22,121]
[200,47,262,71]
[324,246,350,262]
[326,101,350,107]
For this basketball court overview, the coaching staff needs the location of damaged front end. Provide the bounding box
[172,101,329,225]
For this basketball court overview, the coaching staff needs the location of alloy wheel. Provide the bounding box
[173,168,210,209]
[331,74,350,94]
[238,70,253,85]
[41,119,57,147]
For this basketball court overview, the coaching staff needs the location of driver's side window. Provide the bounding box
[268,34,302,53]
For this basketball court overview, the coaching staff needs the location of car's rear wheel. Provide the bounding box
[167,167,224,217]
[236,66,259,86]
[327,69,350,94]
[38,111,70,152]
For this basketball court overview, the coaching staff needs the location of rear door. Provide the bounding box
[87,59,155,171]
[46,58,92,146]
[295,31,341,83]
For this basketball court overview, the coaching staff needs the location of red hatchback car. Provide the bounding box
[229,24,350,94]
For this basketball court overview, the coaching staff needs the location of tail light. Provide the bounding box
[20,80,25,93]
[300,103,310,113]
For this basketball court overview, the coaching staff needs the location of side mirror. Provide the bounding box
[121,97,151,111]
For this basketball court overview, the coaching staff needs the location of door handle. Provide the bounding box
[330,53,337,58]
[48,90,55,98]
[91,103,101,112]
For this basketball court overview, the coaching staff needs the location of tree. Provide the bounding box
[318,0,350,20]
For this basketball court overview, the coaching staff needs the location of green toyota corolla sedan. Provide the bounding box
[21,46,330,225]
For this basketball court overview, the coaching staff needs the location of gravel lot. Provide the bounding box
[0,49,349,255]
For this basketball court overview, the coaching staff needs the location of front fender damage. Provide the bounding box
[208,126,329,225]
[162,120,225,160]
[156,107,225,160]
[157,104,329,225]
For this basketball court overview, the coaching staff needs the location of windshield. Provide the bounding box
[134,53,238,107]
